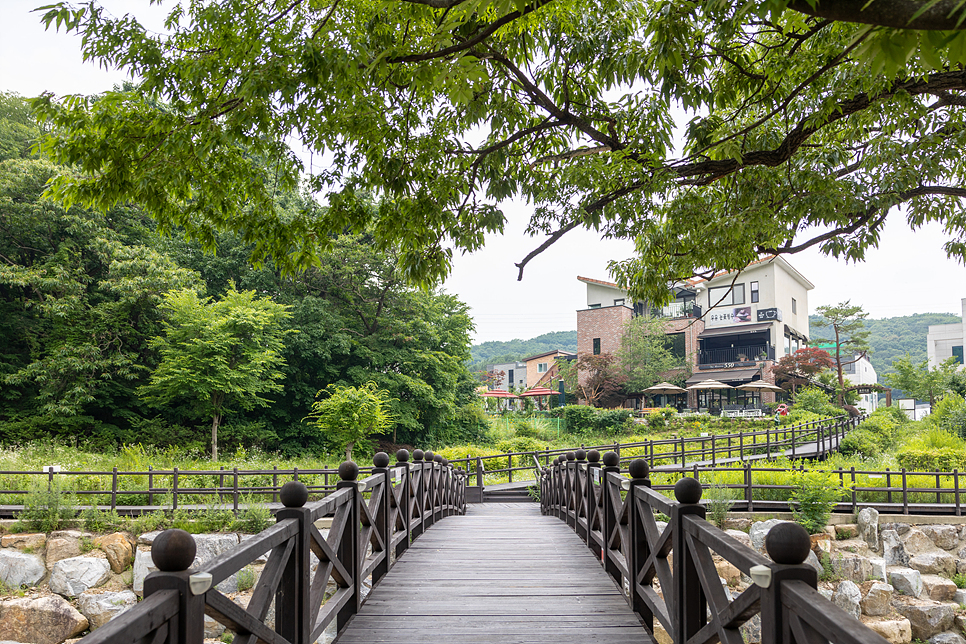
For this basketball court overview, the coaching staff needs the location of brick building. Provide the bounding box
[576,256,814,409]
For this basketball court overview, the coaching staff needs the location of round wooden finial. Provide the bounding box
[433,454,443,464]
[674,477,703,504]
[628,459,649,480]
[396,449,410,463]
[412,449,424,461]
[441,458,449,467]
[565,452,576,461]
[338,461,359,481]
[575,449,587,461]
[373,452,390,468]
[587,450,601,463]
[424,451,435,462]
[151,529,196,572]
[280,481,308,507]
[602,451,619,467]
[765,522,812,565]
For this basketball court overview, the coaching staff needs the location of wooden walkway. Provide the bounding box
[334,503,646,644]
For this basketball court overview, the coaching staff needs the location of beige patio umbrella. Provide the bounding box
[735,381,784,393]
[643,382,687,394]
[686,380,733,390]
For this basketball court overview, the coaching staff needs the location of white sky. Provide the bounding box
[4,0,966,344]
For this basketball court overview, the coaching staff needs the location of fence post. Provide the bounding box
[148,465,154,507]
[395,449,412,557]
[274,481,311,644]
[111,467,118,511]
[758,523,819,643]
[336,462,362,631]
[411,450,425,540]
[672,478,706,643]
[173,468,179,510]
[745,462,754,512]
[144,530,206,644]
[601,451,622,585]
[372,452,391,584]
[272,465,278,503]
[587,450,602,557]
[508,453,513,483]
[233,468,239,516]
[955,469,961,517]
[575,449,588,541]
[626,459,652,629]
[476,457,483,489]
[902,468,909,514]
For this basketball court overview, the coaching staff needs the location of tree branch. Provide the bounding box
[787,0,966,30]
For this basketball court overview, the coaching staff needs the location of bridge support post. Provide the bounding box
[411,450,425,540]
[758,523,819,643]
[600,452,622,586]
[672,478,706,644]
[395,450,412,558]
[586,451,602,558]
[336,462,362,632]
[565,452,577,530]
[372,453,391,585]
[574,449,588,542]
[274,481,311,644]
[626,460,652,630]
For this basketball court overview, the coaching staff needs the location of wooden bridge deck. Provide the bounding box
[334,503,646,644]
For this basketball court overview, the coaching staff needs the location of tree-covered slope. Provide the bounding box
[469,331,577,374]
[809,313,961,377]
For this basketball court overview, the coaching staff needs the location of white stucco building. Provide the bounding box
[927,298,966,371]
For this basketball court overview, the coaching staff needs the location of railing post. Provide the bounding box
[395,449,412,558]
[274,481,311,644]
[144,529,206,644]
[411,450,425,540]
[672,477,706,644]
[626,459,652,628]
[586,450,602,555]
[148,465,154,507]
[111,467,118,511]
[601,451,622,585]
[759,523,819,643]
[476,456,483,489]
[336,461,361,631]
[372,452,391,585]
[565,452,577,529]
[745,462,754,512]
[574,449,588,541]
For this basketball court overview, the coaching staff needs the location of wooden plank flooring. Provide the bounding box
[334,503,648,643]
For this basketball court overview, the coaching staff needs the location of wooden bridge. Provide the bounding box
[79,446,890,644]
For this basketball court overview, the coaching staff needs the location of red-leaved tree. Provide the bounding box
[773,348,834,395]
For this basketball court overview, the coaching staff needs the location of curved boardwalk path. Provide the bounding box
[334,503,646,644]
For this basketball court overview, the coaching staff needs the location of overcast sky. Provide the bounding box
[5,0,966,344]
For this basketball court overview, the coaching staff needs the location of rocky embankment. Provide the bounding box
[1,511,965,644]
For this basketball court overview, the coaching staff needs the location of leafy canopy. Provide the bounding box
[305,382,395,461]
[30,1,966,302]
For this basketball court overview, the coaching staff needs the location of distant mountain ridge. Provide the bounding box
[809,312,961,376]
[468,330,577,373]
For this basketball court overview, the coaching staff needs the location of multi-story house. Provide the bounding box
[576,256,814,408]
[927,297,966,372]
[524,350,576,388]
[486,361,527,391]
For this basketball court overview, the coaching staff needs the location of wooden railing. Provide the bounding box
[77,449,465,644]
[449,415,859,485]
[540,451,889,644]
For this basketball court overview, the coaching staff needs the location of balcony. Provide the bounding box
[698,345,775,365]
[649,301,702,319]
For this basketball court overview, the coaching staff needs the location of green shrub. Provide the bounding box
[596,409,633,433]
[792,387,840,417]
[780,409,827,427]
[551,405,598,434]
[130,510,168,535]
[15,482,77,533]
[838,429,881,459]
[932,394,966,440]
[236,566,257,592]
[953,572,966,589]
[896,428,966,471]
[496,437,546,455]
[646,412,666,430]
[231,502,273,534]
[704,484,736,529]
[789,469,851,534]
[81,507,125,533]
[514,421,541,439]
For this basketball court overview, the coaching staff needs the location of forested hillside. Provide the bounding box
[809,312,961,376]
[469,331,577,374]
[0,93,479,455]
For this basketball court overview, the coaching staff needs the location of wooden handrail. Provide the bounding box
[73,450,466,644]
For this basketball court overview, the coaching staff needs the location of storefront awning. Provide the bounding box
[785,324,808,342]
[685,368,762,385]
[698,323,772,339]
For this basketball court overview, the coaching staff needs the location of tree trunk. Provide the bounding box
[835,328,845,407]
[345,440,355,463]
[211,413,221,462]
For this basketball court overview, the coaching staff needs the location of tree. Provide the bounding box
[884,354,961,409]
[305,383,394,461]
[773,347,835,395]
[139,287,291,461]
[559,354,626,408]
[31,2,966,305]
[617,316,686,395]
[813,302,871,406]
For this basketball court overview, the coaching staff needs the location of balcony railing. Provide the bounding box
[699,344,774,365]
[649,301,702,319]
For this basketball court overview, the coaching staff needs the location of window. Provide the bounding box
[614,298,625,306]
[663,333,687,363]
[791,298,797,314]
[589,303,601,309]
[593,338,601,355]
[537,362,548,373]
[784,334,791,356]
[751,281,759,303]
[708,284,745,306]
[508,369,514,384]
[954,345,964,365]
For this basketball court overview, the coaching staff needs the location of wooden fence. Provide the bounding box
[540,451,889,644]
[77,449,465,644]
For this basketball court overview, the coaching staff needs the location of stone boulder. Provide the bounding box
[832,580,862,619]
[864,618,912,644]
[888,567,923,598]
[0,595,89,644]
[137,531,162,545]
[930,632,966,644]
[894,601,956,641]
[860,581,893,617]
[132,547,158,594]
[857,508,879,550]
[191,534,241,593]
[883,530,910,567]
[0,549,46,587]
[750,519,786,553]
[831,553,873,583]
[724,529,752,549]
[920,525,959,551]
[1,533,46,550]
[45,537,82,566]
[805,550,823,576]
[868,557,887,582]
[95,533,134,573]
[903,528,943,555]
[909,553,956,576]
[920,574,957,602]
[50,555,111,597]
[955,589,966,605]
[78,589,138,629]
[811,532,832,556]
